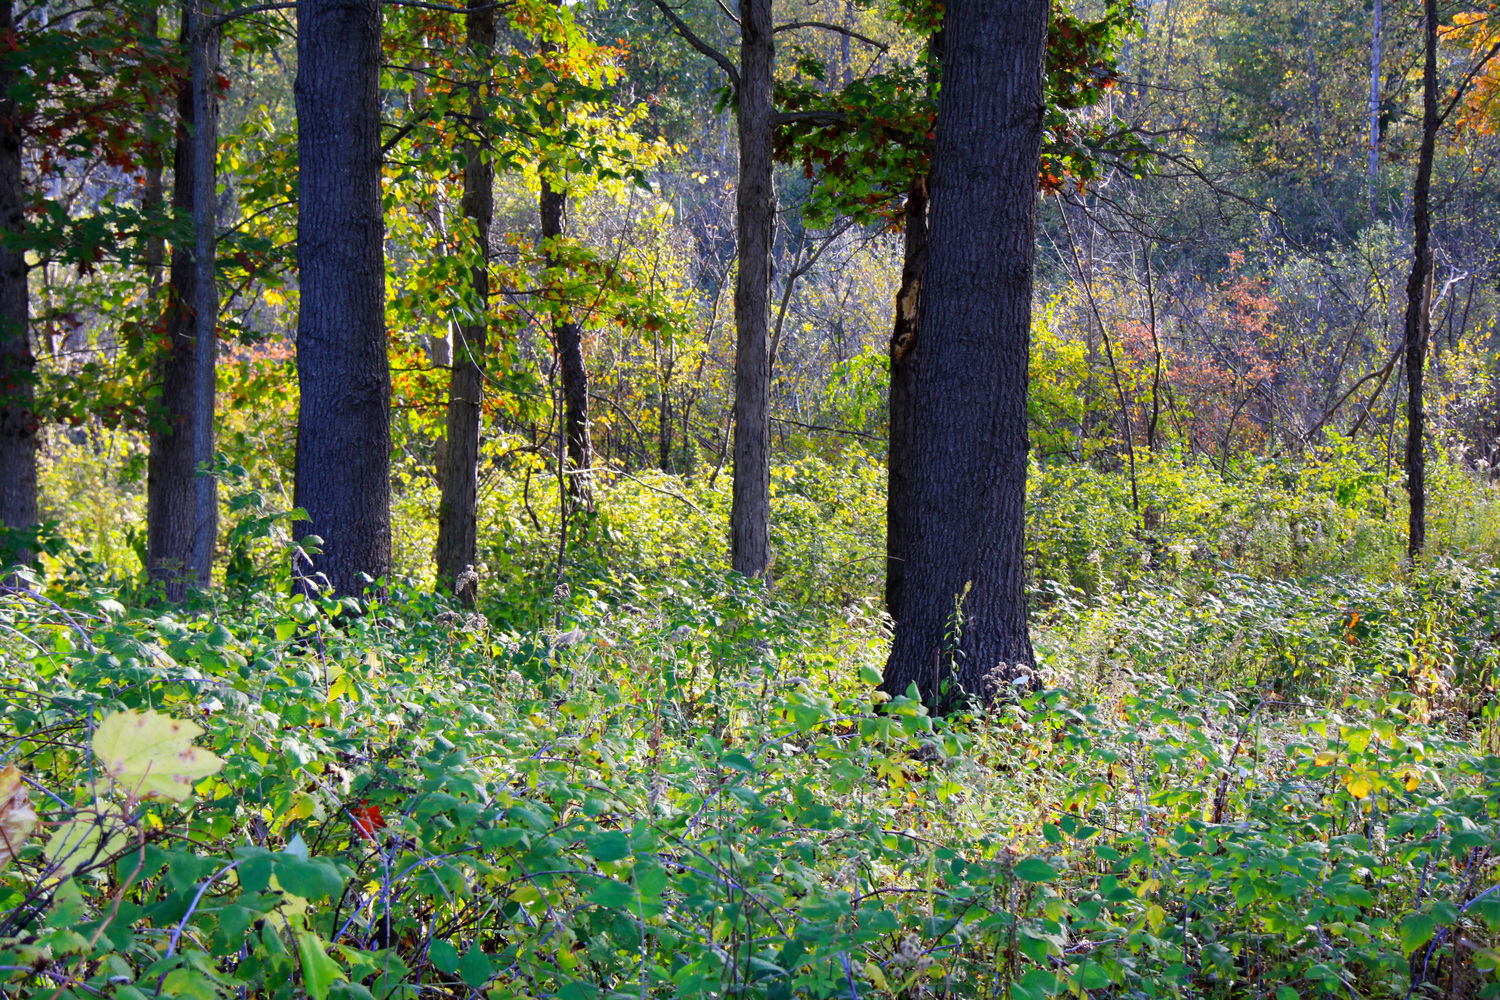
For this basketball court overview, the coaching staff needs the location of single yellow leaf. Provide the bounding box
[1314,751,1338,767]
[864,961,890,992]
[1346,776,1372,799]
[0,765,37,872]
[91,710,224,802]
[1404,770,1421,791]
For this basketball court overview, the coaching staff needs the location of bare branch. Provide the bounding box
[651,0,740,90]
[208,2,293,30]
[773,20,888,52]
[775,110,848,127]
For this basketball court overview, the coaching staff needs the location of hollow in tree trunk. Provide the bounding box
[293,0,391,596]
[882,0,1044,710]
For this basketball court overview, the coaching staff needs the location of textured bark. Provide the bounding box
[1403,0,1438,559]
[885,175,927,623]
[0,0,34,554]
[141,7,166,297]
[541,180,593,503]
[435,0,496,601]
[885,30,942,623]
[1368,0,1382,220]
[882,0,1044,710]
[731,0,774,578]
[293,0,391,596]
[148,2,221,599]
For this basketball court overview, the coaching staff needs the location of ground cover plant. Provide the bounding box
[5,474,1500,1000]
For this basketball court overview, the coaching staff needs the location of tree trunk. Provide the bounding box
[435,0,497,602]
[147,1,220,599]
[1403,0,1438,559]
[541,180,593,503]
[141,7,166,299]
[731,0,774,579]
[885,29,942,624]
[885,175,927,623]
[882,0,1044,710]
[1368,0,1382,220]
[0,0,35,556]
[293,0,391,596]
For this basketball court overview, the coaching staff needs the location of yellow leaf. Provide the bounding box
[1404,770,1421,791]
[0,765,37,872]
[1346,775,1372,799]
[1314,751,1338,767]
[91,710,224,802]
[864,961,890,992]
[1145,904,1167,930]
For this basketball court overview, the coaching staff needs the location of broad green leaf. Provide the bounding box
[294,931,347,1000]
[1015,857,1060,882]
[458,946,492,988]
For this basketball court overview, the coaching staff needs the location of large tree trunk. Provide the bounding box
[731,0,774,578]
[1403,0,1438,559]
[885,29,942,623]
[882,0,1044,710]
[0,0,35,556]
[435,0,497,602]
[541,180,593,503]
[148,1,221,599]
[885,175,927,622]
[293,0,391,596]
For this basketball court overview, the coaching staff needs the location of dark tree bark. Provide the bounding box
[731,0,774,578]
[882,0,1045,709]
[293,0,391,596]
[0,0,36,556]
[885,29,941,623]
[141,7,166,299]
[885,175,926,622]
[435,0,496,602]
[541,180,593,504]
[147,1,221,599]
[1402,0,1437,559]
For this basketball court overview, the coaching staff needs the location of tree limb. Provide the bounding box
[775,110,849,127]
[651,0,740,90]
[773,20,887,51]
[208,2,293,30]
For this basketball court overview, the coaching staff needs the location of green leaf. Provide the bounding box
[458,946,492,988]
[429,940,459,975]
[1015,857,1061,882]
[1277,986,1300,1000]
[293,931,346,1000]
[1401,913,1437,954]
[588,879,634,909]
[584,831,631,862]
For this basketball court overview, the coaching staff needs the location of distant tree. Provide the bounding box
[435,0,497,602]
[652,0,775,578]
[881,0,1047,708]
[147,1,221,599]
[0,0,34,554]
[293,0,390,596]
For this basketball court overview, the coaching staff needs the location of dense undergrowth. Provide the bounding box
[6,456,1500,999]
